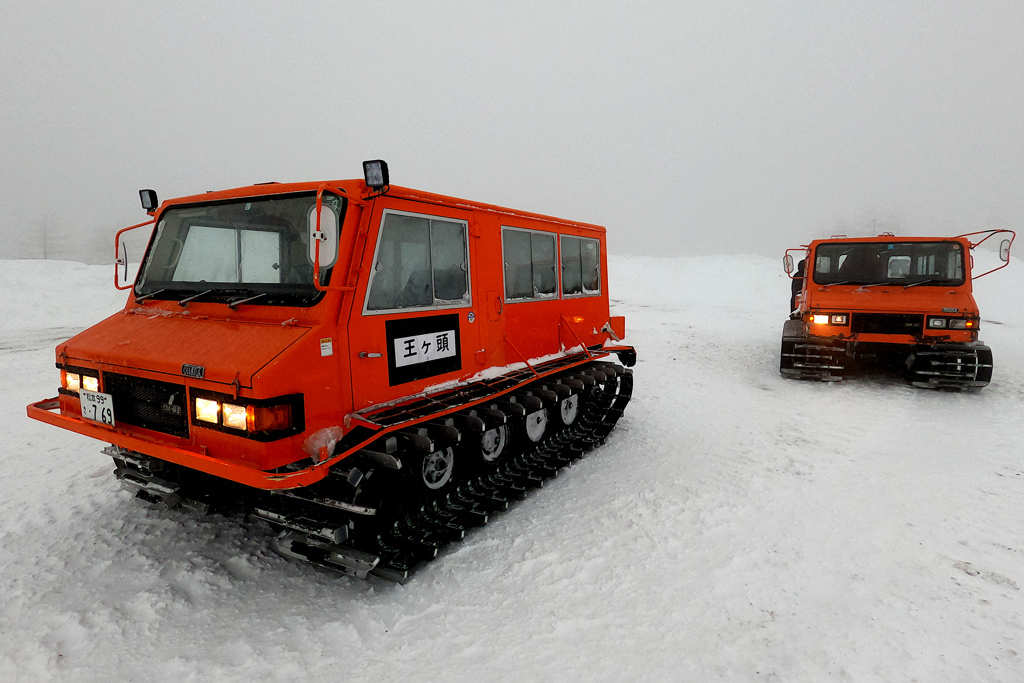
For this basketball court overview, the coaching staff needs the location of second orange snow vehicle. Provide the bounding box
[781,231,1013,389]
[27,161,636,581]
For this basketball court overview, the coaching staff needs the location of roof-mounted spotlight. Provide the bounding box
[139,189,159,212]
[362,160,389,190]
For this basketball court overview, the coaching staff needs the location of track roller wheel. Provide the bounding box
[399,445,457,504]
[557,393,579,426]
[511,393,549,444]
[456,407,513,485]
[523,408,548,443]
[418,447,455,490]
[480,423,510,462]
[540,382,578,427]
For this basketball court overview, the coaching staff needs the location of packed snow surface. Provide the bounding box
[2,255,1023,682]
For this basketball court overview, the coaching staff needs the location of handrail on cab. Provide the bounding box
[113,219,155,290]
[783,247,809,278]
[312,184,359,293]
[958,229,1016,279]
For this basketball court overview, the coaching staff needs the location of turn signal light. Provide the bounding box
[247,404,292,432]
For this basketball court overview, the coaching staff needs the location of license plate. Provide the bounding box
[80,390,115,427]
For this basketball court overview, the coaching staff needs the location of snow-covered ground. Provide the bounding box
[2,255,1023,682]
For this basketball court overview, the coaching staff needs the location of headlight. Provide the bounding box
[222,403,247,430]
[830,314,848,325]
[927,317,975,330]
[63,371,81,393]
[193,395,295,434]
[811,314,829,325]
[61,369,100,394]
[195,398,220,423]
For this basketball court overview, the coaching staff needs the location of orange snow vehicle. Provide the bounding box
[27,161,635,581]
[781,231,1013,389]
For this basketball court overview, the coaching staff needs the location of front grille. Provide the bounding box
[104,373,189,438]
[851,313,923,336]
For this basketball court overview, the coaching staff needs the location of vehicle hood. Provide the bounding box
[808,286,977,314]
[58,308,310,387]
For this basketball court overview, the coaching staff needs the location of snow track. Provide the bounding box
[2,256,1023,681]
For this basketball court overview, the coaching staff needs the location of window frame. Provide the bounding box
[501,226,561,304]
[362,208,473,316]
[810,240,966,287]
[560,233,602,298]
[134,190,338,307]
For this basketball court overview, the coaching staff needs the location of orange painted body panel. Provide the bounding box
[342,193,610,409]
[792,235,980,345]
[59,310,311,387]
[29,178,624,489]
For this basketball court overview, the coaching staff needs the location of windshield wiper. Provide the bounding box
[821,281,884,288]
[904,279,955,289]
[227,292,268,310]
[177,289,215,307]
[134,288,168,303]
[855,282,891,290]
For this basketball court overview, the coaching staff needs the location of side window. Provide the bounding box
[503,229,532,299]
[560,235,601,296]
[365,212,470,312]
[502,228,558,301]
[431,220,469,303]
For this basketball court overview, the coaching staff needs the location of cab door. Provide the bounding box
[347,202,474,410]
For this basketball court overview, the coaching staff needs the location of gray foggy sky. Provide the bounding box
[2,0,1023,261]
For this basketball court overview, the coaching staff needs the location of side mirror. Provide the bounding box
[783,254,794,274]
[307,202,339,269]
[999,238,1011,262]
[116,241,129,287]
[139,189,159,212]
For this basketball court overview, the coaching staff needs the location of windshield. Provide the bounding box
[136,192,344,306]
[812,241,965,287]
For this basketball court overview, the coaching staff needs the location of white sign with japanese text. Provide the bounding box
[393,330,457,368]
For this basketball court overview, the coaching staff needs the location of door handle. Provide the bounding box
[358,352,382,358]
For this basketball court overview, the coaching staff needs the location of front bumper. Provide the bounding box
[26,398,324,490]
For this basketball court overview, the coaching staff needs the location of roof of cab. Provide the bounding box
[157,180,606,235]
[806,234,970,247]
